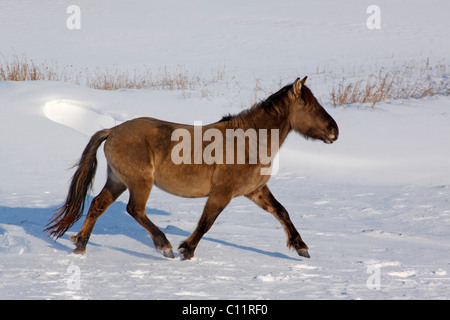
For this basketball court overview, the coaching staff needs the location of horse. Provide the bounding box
[45,77,339,260]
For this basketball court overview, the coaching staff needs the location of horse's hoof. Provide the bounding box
[70,234,86,254]
[181,254,193,261]
[73,247,86,255]
[178,241,195,260]
[162,249,175,259]
[297,249,310,258]
[178,247,194,260]
[178,250,192,260]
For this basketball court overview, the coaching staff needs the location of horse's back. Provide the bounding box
[104,117,215,198]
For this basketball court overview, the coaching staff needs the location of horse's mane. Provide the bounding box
[219,81,316,126]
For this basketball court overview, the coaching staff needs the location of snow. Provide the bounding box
[1,0,449,300]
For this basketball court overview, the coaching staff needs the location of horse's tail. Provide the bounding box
[45,129,111,239]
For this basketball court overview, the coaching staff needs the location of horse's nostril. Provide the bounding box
[325,128,338,143]
[331,128,339,140]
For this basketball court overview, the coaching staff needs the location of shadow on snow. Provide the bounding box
[0,196,302,261]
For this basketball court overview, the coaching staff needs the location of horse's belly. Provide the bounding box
[153,164,213,198]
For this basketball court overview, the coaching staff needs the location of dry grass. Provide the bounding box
[1,54,448,107]
[85,65,225,91]
[0,54,225,92]
[331,59,449,107]
[0,54,60,81]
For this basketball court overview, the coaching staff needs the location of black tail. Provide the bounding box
[45,129,111,239]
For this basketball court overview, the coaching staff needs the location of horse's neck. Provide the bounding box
[249,108,292,148]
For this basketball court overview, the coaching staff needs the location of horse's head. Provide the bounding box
[288,77,339,144]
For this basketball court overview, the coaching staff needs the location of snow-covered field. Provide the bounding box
[1,0,449,300]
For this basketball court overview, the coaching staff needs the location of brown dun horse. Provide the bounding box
[45,77,338,260]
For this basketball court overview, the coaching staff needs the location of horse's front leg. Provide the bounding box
[179,189,232,260]
[246,184,310,258]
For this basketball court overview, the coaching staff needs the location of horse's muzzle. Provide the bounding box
[323,129,338,144]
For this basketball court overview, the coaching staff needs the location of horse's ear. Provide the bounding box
[301,76,308,85]
[292,77,302,97]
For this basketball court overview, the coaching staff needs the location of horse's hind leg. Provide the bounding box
[71,178,126,254]
[246,184,310,258]
[126,179,174,258]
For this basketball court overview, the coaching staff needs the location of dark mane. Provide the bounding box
[219,81,316,124]
[219,114,234,122]
[219,83,292,124]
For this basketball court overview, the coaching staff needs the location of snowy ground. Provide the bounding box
[1,0,449,300]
